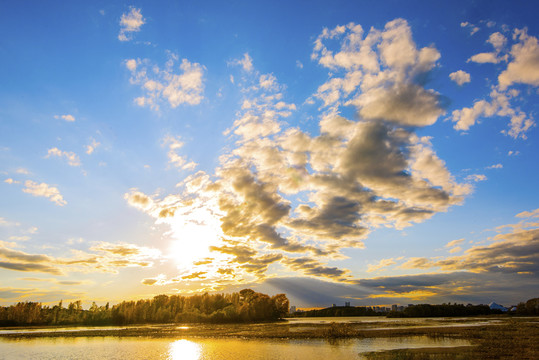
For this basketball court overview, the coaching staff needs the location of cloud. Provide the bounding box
[46,147,81,166]
[461,22,480,36]
[398,214,539,276]
[0,237,161,277]
[19,278,88,286]
[125,19,469,287]
[54,114,75,122]
[85,138,100,155]
[486,163,503,169]
[499,29,539,89]
[141,278,159,285]
[445,238,464,248]
[367,258,398,273]
[468,32,508,64]
[126,55,205,110]
[312,19,443,127]
[451,88,533,139]
[22,180,66,206]
[163,135,197,170]
[15,168,30,175]
[230,53,254,72]
[118,7,145,42]
[282,257,350,280]
[0,246,62,275]
[356,271,537,305]
[465,174,487,182]
[454,28,537,139]
[516,208,539,219]
[468,52,500,64]
[4,178,20,184]
[0,287,86,305]
[449,70,471,85]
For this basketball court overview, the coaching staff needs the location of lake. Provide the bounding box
[0,317,495,359]
[0,335,471,359]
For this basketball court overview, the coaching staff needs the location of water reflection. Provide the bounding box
[168,339,201,360]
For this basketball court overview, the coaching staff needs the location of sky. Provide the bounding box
[1,0,538,308]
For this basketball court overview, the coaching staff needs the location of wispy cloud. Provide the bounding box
[22,180,66,206]
[126,54,205,110]
[162,135,197,170]
[46,147,81,166]
[229,53,254,72]
[85,138,100,155]
[0,241,162,276]
[54,114,75,122]
[118,7,145,42]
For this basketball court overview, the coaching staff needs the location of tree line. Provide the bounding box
[292,297,539,319]
[293,306,379,317]
[0,289,289,327]
[388,298,539,317]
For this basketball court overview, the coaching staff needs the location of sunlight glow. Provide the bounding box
[167,206,223,268]
[168,339,201,360]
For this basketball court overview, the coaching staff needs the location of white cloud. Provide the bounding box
[4,178,20,184]
[85,138,100,155]
[465,174,487,182]
[499,29,539,90]
[452,88,534,139]
[125,59,137,71]
[118,7,145,42]
[46,147,81,166]
[163,135,197,170]
[15,168,30,175]
[460,22,480,36]
[230,53,254,72]
[468,52,500,64]
[126,55,205,110]
[486,163,503,169]
[54,114,75,122]
[449,70,471,85]
[488,32,507,51]
[312,19,443,127]
[22,180,66,206]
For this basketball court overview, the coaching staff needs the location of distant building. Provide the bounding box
[391,304,398,311]
[332,304,336,307]
[289,306,296,314]
[344,301,350,307]
[489,302,508,312]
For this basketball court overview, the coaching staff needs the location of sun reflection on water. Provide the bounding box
[168,339,202,360]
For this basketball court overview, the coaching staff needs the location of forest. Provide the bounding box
[0,289,289,326]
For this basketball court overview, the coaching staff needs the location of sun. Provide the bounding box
[167,206,223,268]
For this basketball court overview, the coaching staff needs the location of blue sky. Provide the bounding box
[1,1,538,308]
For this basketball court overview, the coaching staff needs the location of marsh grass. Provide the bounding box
[320,322,359,338]
[363,319,539,359]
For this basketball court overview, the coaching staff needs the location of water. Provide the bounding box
[0,336,471,359]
